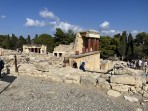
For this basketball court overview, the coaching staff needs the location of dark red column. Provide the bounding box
[92,39,96,51]
[88,38,91,52]
[96,39,99,51]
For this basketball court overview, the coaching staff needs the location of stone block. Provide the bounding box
[142,84,148,91]
[143,93,148,98]
[64,75,80,84]
[111,83,129,92]
[123,96,139,102]
[107,90,121,97]
[110,75,142,86]
[97,81,110,90]
[80,76,97,86]
[35,62,49,72]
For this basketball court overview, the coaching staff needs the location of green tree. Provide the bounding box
[126,33,134,60]
[54,28,76,46]
[100,36,116,59]
[26,35,31,44]
[10,34,18,50]
[134,32,148,58]
[34,34,54,52]
[118,31,127,60]
[2,35,11,49]
[18,35,26,49]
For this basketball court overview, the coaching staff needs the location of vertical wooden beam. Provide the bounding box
[14,55,18,72]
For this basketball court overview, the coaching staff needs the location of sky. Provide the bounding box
[0,0,147,38]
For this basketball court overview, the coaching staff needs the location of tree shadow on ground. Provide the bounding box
[0,72,17,94]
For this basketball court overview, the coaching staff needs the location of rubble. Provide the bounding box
[0,49,148,107]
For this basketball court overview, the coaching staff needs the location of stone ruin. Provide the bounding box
[53,31,101,71]
[1,48,148,106]
[23,44,47,54]
[0,31,148,109]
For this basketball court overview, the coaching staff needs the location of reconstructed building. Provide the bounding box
[52,31,101,71]
[69,31,101,71]
[53,43,74,58]
[23,44,47,54]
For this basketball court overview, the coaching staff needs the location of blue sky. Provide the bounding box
[0,0,147,38]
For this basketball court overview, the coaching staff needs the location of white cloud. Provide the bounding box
[25,8,83,32]
[100,21,109,29]
[0,15,6,19]
[131,30,138,34]
[50,21,83,33]
[101,30,121,36]
[25,18,46,27]
[130,30,139,37]
[39,8,59,21]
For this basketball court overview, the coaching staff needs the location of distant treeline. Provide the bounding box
[100,31,148,60]
[0,29,148,60]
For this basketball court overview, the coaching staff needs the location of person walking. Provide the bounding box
[0,58,4,78]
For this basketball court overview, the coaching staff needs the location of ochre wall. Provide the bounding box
[70,53,100,71]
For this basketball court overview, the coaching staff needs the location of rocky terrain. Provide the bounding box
[0,49,148,111]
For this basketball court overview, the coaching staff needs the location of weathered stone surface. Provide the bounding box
[136,108,143,111]
[35,62,49,72]
[143,93,148,98]
[9,55,14,60]
[107,90,121,97]
[110,75,142,86]
[49,75,65,83]
[97,81,110,90]
[18,63,36,72]
[142,84,148,91]
[111,83,129,92]
[64,75,80,84]
[130,86,137,93]
[96,78,110,89]
[80,76,97,86]
[123,96,139,102]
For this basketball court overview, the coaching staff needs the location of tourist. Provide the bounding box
[79,62,85,72]
[72,60,78,68]
[138,59,142,69]
[0,58,4,78]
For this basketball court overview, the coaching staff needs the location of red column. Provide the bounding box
[82,47,85,54]
[92,39,96,51]
[96,39,99,51]
[88,38,91,52]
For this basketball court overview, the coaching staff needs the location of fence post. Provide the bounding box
[14,55,18,72]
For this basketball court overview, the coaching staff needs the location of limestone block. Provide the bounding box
[142,84,148,91]
[101,74,110,80]
[130,86,137,93]
[143,93,148,98]
[64,75,80,84]
[50,75,64,83]
[107,90,121,97]
[35,62,49,72]
[123,96,139,102]
[80,76,97,86]
[18,63,36,72]
[111,83,129,92]
[110,75,142,86]
[97,77,106,83]
[9,55,14,60]
[97,81,110,90]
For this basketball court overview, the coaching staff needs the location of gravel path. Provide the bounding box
[0,74,147,111]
